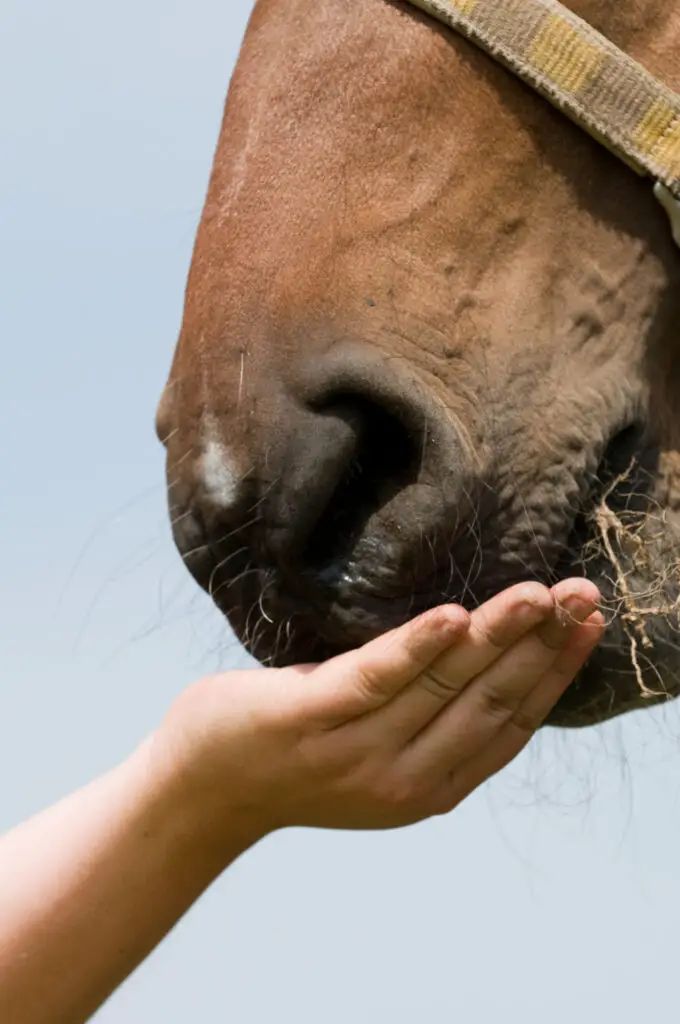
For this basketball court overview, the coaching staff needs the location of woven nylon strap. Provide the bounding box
[406,0,680,200]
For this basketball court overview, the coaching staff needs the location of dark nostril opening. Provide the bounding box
[301,391,421,577]
[592,420,653,520]
[562,420,652,567]
[598,422,647,481]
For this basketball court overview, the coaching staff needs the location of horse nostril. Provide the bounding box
[263,341,474,591]
[265,386,422,575]
[300,392,422,577]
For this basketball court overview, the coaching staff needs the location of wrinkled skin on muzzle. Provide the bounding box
[157,0,680,726]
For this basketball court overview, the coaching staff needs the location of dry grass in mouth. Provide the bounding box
[583,462,680,699]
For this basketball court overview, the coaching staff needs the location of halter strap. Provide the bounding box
[406,0,680,204]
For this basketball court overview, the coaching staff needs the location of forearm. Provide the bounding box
[0,738,258,1024]
[0,581,601,1022]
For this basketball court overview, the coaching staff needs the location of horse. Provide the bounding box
[156,0,680,726]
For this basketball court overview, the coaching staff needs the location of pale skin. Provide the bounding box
[0,578,603,1023]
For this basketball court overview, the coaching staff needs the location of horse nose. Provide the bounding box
[262,345,475,582]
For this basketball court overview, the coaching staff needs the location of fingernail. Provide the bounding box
[559,596,598,625]
[517,599,551,626]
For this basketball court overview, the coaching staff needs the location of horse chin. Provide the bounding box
[227,563,680,728]
[545,460,680,725]
[210,477,680,729]
[170,424,680,728]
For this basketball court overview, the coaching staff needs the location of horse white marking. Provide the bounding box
[201,426,241,509]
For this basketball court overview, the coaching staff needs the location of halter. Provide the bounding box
[406,0,680,246]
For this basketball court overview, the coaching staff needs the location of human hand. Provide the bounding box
[155,578,603,853]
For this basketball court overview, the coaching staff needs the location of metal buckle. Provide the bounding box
[654,182,680,248]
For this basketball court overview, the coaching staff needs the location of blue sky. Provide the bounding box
[4,2,680,1020]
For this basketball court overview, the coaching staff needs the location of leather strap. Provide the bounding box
[407,0,680,199]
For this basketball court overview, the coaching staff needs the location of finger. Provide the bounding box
[437,614,605,811]
[500,610,605,740]
[368,582,557,744]
[422,581,560,691]
[538,578,601,649]
[306,604,471,726]
[400,595,599,780]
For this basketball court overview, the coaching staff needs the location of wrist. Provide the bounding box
[136,727,269,874]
